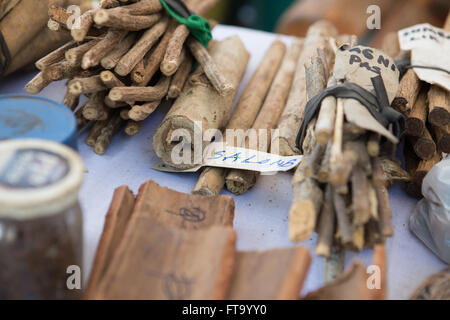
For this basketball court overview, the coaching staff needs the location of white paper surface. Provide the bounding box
[398,23,450,91]
[0,25,446,300]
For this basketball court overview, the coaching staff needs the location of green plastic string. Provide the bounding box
[159,0,212,48]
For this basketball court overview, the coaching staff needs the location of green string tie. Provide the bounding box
[159,0,212,48]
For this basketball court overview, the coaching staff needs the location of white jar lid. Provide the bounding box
[0,139,84,220]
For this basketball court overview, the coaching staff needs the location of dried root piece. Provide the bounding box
[86,120,109,147]
[129,101,160,121]
[101,33,137,70]
[124,120,143,136]
[94,112,123,155]
[71,9,96,42]
[109,76,171,102]
[25,72,52,94]
[187,37,234,96]
[83,92,109,121]
[94,10,161,31]
[167,52,193,99]
[115,16,168,76]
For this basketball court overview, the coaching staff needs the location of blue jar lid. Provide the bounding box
[0,94,77,149]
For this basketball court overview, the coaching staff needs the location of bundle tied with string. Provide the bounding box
[25,0,227,156]
[289,43,410,274]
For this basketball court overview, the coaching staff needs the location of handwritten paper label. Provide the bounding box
[398,23,450,91]
[333,45,400,143]
[153,142,303,173]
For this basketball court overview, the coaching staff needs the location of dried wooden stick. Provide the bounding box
[193,39,290,195]
[315,185,335,257]
[62,89,80,111]
[99,0,120,9]
[124,120,143,136]
[130,21,177,85]
[351,167,370,226]
[66,39,102,66]
[94,9,161,31]
[315,77,337,145]
[42,60,81,81]
[272,21,337,156]
[35,40,76,70]
[115,16,168,76]
[128,101,160,121]
[75,108,89,130]
[333,189,353,246]
[187,37,234,96]
[428,85,450,126]
[406,88,428,137]
[69,75,107,95]
[71,9,96,42]
[25,72,52,94]
[375,183,393,237]
[153,36,250,169]
[83,92,109,121]
[392,69,422,116]
[167,52,193,99]
[94,112,123,155]
[82,29,128,69]
[433,123,450,153]
[109,75,171,102]
[48,4,72,27]
[100,70,125,88]
[317,142,332,183]
[161,0,217,75]
[86,120,109,147]
[413,152,441,186]
[330,141,365,187]
[110,0,163,15]
[101,33,137,70]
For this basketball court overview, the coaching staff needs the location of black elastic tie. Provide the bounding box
[0,29,10,76]
[295,75,405,153]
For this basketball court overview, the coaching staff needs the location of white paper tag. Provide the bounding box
[398,23,450,91]
[152,142,303,173]
[333,45,400,143]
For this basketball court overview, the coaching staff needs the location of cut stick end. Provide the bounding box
[429,108,450,127]
[288,200,316,242]
[69,81,83,95]
[114,63,130,77]
[414,139,436,160]
[93,9,108,25]
[405,118,425,137]
[160,61,179,77]
[108,89,122,101]
[315,243,331,257]
[25,85,40,95]
[83,108,100,121]
[93,145,106,155]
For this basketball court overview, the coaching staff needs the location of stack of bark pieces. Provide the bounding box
[25,0,226,155]
[85,180,311,300]
[388,16,450,199]
[86,180,385,300]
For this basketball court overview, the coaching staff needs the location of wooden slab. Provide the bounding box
[93,220,236,300]
[227,247,311,300]
[84,186,135,298]
[133,180,235,230]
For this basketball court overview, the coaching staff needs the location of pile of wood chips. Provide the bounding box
[25,0,223,155]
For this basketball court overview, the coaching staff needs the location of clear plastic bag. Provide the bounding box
[410,156,450,264]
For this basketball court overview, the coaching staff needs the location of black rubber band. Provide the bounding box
[0,29,11,76]
[406,65,450,76]
[295,75,405,152]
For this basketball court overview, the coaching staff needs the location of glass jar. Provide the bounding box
[0,139,84,299]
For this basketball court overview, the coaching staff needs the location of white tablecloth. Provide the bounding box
[0,25,446,300]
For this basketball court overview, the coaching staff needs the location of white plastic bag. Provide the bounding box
[410,156,450,264]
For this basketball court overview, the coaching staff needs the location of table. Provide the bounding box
[0,25,446,300]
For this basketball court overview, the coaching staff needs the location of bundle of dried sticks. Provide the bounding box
[25,0,222,155]
[289,36,409,273]
[386,17,450,198]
